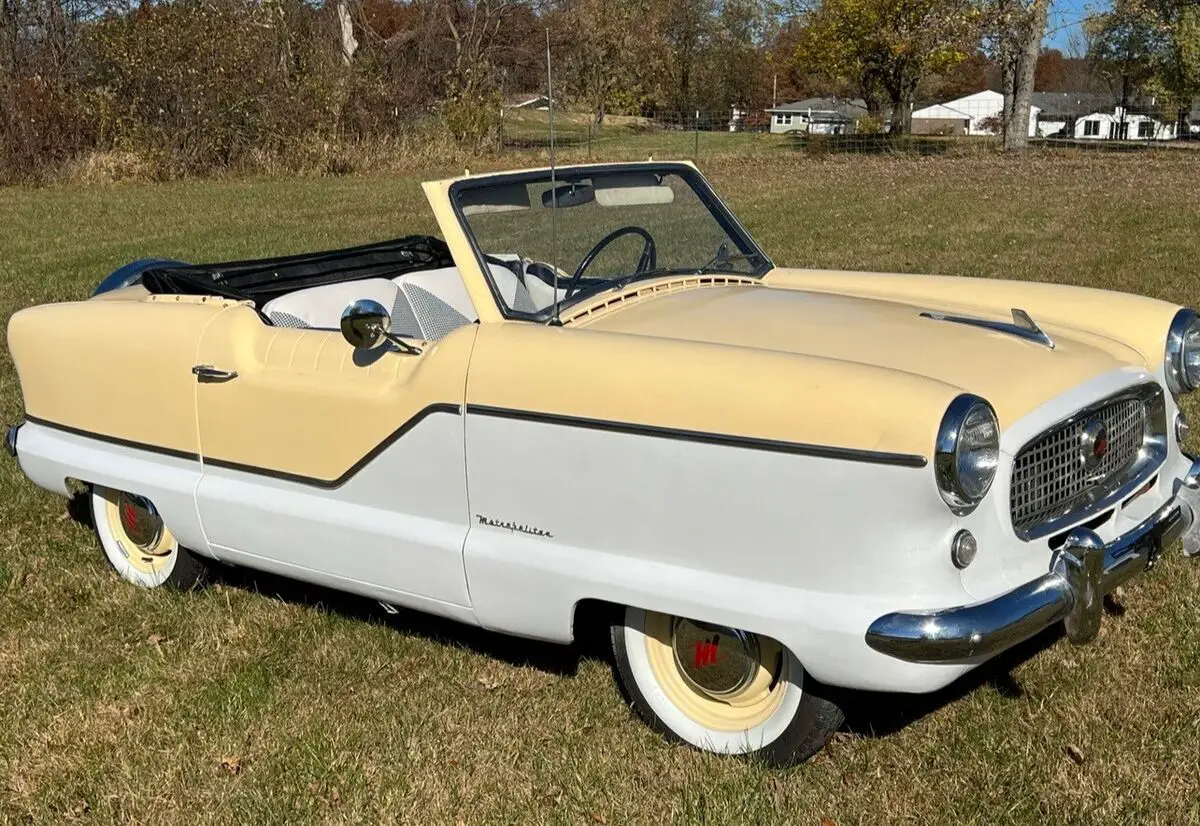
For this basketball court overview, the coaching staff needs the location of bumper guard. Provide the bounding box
[866,460,1200,664]
[5,422,19,459]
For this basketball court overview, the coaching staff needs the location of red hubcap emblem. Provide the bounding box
[120,500,141,534]
[693,637,719,669]
[1080,419,1109,473]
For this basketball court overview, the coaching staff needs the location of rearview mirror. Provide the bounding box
[541,182,595,209]
[340,299,392,349]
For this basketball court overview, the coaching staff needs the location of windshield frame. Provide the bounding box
[448,162,774,322]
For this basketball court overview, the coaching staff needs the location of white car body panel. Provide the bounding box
[15,355,1195,694]
[195,410,473,609]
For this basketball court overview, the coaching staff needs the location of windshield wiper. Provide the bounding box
[606,268,679,292]
[695,250,763,274]
[547,269,675,316]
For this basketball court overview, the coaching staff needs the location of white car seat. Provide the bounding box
[391,266,478,340]
[260,261,562,340]
[260,278,403,332]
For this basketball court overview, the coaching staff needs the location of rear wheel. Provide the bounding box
[611,607,842,765]
[91,486,207,589]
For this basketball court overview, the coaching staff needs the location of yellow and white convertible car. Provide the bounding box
[7,161,1200,765]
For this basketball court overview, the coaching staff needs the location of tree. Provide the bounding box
[922,49,992,100]
[984,0,1051,150]
[1137,0,1200,130]
[790,0,979,133]
[1085,0,1200,133]
[555,0,656,123]
[1034,47,1067,90]
[699,0,776,109]
[1086,0,1164,107]
[663,0,713,110]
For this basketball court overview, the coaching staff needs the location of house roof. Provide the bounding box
[911,103,971,120]
[1030,92,1126,118]
[947,90,1004,104]
[767,98,869,120]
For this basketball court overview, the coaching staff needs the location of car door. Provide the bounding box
[192,303,476,613]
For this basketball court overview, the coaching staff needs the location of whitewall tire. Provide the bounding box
[91,486,207,589]
[611,607,843,765]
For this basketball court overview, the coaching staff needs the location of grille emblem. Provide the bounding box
[1079,418,1109,473]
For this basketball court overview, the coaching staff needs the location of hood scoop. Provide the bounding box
[920,307,1055,350]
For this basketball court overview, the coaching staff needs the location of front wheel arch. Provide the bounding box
[608,605,844,765]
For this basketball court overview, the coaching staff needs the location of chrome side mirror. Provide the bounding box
[340,300,422,355]
[340,299,392,349]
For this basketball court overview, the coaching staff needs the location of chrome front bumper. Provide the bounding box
[866,463,1200,664]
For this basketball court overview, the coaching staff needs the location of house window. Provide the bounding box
[774,113,792,126]
[1138,121,1154,138]
[1083,120,1099,137]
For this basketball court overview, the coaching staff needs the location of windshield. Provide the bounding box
[452,166,770,319]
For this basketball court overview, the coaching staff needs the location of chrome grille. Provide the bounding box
[1010,395,1150,536]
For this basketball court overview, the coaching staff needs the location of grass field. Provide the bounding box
[3,151,1200,825]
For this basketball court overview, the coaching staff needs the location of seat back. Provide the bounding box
[261,278,404,332]
[392,267,478,341]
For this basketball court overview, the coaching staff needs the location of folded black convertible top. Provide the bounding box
[140,235,454,307]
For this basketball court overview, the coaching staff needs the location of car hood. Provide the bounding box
[573,283,1143,425]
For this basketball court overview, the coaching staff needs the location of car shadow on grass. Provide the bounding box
[831,592,1128,738]
[208,551,1071,743]
[207,561,594,679]
[826,630,1059,739]
[62,489,1077,741]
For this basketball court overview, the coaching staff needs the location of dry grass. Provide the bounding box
[2,152,1200,824]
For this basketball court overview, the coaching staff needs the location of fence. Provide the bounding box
[498,99,1200,158]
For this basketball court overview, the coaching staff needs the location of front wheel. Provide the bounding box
[611,607,842,765]
[91,486,208,589]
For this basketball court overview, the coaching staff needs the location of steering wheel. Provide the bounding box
[565,226,657,298]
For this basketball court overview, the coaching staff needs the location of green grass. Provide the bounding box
[3,152,1200,824]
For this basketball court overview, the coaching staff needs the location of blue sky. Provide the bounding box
[1046,0,1109,53]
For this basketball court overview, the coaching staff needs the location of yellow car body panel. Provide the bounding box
[766,267,1179,374]
[571,275,1147,429]
[7,294,237,457]
[465,319,955,462]
[192,304,473,483]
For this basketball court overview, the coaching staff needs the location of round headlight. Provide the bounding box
[1165,308,1200,396]
[935,395,1000,514]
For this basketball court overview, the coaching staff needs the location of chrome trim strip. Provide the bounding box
[1013,383,1167,540]
[1165,307,1198,396]
[866,485,1196,664]
[1009,308,1055,349]
[24,415,200,462]
[920,308,1054,349]
[464,404,929,468]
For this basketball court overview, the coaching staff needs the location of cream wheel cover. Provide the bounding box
[94,486,178,586]
[624,607,804,753]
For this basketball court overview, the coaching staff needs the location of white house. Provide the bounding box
[765,98,869,135]
[911,90,1039,138]
[1073,107,1176,140]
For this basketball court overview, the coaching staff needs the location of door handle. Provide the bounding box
[192,364,238,382]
